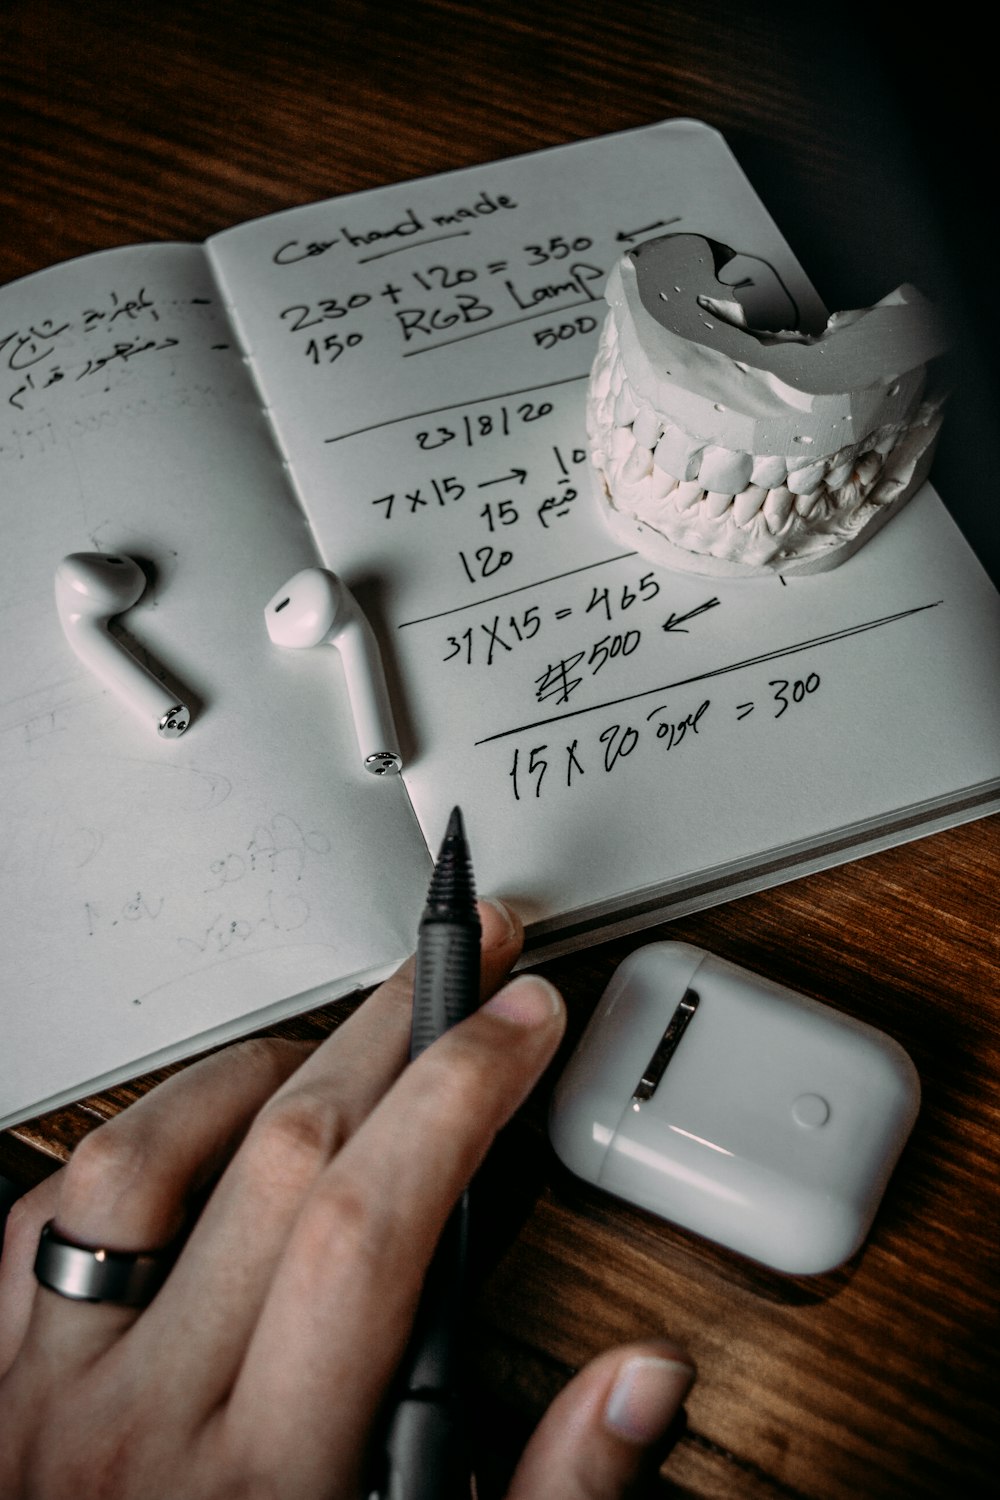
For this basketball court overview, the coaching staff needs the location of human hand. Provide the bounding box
[0,899,694,1498]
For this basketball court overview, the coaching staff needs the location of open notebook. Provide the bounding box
[3,119,998,1128]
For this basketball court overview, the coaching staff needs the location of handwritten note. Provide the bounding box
[208,120,1000,921]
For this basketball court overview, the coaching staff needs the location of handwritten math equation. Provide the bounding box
[265,172,684,374]
[372,437,589,590]
[504,669,823,801]
[441,567,668,673]
[1,287,202,412]
[275,215,609,367]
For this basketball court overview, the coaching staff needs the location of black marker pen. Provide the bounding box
[380,806,481,1500]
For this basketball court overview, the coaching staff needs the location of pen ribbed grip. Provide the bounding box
[410,923,481,1059]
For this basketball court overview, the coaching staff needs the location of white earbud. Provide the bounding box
[264,567,403,776]
[55,553,190,739]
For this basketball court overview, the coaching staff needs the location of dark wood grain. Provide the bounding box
[2,3,998,1495]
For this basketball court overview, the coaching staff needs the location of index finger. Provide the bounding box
[225,973,565,1495]
[109,897,524,1420]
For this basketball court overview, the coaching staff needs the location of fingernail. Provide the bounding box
[481,974,562,1026]
[604,1355,695,1445]
[480,897,518,950]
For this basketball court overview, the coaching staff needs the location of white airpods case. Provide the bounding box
[548,942,920,1274]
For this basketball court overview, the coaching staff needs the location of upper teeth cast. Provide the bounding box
[586,234,949,576]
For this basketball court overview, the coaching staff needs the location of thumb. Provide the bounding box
[505,1340,695,1499]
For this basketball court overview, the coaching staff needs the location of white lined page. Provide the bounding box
[0,244,429,1127]
[207,120,1000,924]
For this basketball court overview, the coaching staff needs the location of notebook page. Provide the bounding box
[0,244,428,1127]
[207,120,1000,926]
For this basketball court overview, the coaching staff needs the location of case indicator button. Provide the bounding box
[792,1093,831,1129]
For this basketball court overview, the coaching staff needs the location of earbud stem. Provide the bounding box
[339,614,403,775]
[64,623,190,739]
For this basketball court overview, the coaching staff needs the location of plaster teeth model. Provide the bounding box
[586,234,950,575]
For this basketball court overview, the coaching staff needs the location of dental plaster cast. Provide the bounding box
[586,234,950,575]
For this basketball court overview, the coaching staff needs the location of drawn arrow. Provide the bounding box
[615,215,681,244]
[477,467,528,487]
[662,597,721,633]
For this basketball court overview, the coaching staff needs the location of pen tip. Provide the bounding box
[424,806,477,919]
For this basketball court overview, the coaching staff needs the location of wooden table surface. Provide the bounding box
[2,3,997,1496]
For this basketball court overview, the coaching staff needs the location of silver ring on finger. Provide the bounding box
[33,1220,173,1308]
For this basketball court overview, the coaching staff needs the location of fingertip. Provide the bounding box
[478,896,522,952]
[603,1347,696,1445]
[481,974,564,1029]
[504,1338,695,1499]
